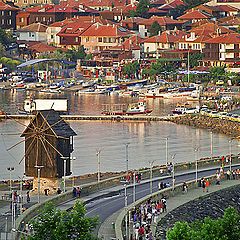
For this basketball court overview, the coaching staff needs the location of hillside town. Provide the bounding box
[1,0,240,81]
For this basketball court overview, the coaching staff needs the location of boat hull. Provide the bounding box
[102,109,153,116]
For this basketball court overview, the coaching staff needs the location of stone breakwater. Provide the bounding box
[155,185,240,240]
[170,114,240,138]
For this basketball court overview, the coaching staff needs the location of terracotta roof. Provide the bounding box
[29,42,59,53]
[18,23,48,32]
[148,7,167,14]
[204,33,240,44]
[16,12,30,17]
[138,16,182,26]
[158,0,185,11]
[150,0,166,5]
[80,23,132,37]
[178,10,211,20]
[122,35,143,49]
[144,30,186,43]
[121,17,145,24]
[60,0,127,8]
[0,1,18,11]
[211,5,239,12]
[57,21,92,36]
[219,16,240,26]
[190,22,234,36]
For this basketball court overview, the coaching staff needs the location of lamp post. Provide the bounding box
[96,149,101,183]
[229,139,232,172]
[7,167,14,194]
[125,143,130,175]
[165,137,168,166]
[194,147,199,183]
[133,172,136,203]
[60,157,68,193]
[71,157,76,187]
[34,165,44,203]
[171,154,176,191]
[149,160,155,195]
[210,131,213,160]
[124,184,128,239]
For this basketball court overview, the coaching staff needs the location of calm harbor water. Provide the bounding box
[0,90,239,180]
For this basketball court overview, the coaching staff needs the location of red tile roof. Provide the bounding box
[138,16,182,26]
[158,0,186,11]
[150,0,166,5]
[29,42,59,53]
[18,23,48,32]
[80,23,132,37]
[148,7,167,14]
[219,16,240,26]
[178,10,211,20]
[212,5,239,12]
[0,1,18,11]
[204,33,240,44]
[144,30,186,43]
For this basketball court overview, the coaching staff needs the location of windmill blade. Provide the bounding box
[7,135,33,151]
[39,136,54,167]
[44,137,63,157]
[19,136,36,165]
[35,136,39,166]
[43,133,68,140]
[6,115,36,132]
[41,118,64,134]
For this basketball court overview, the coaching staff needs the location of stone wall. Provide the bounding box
[170,114,240,138]
[156,184,240,240]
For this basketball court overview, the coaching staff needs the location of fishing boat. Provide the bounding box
[102,100,153,115]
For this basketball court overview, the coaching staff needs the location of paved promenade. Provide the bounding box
[98,178,240,240]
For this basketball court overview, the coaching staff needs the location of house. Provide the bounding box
[218,16,240,31]
[178,10,211,24]
[121,17,145,31]
[138,16,183,38]
[207,0,240,9]
[7,0,52,8]
[143,29,186,57]
[60,0,128,11]
[16,3,99,28]
[0,1,18,30]
[80,22,133,53]
[203,33,240,66]
[17,22,48,42]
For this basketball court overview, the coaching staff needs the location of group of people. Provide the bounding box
[132,197,167,240]
[199,178,210,192]
[72,186,81,198]
[125,172,142,184]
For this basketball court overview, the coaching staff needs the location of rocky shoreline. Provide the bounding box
[155,184,240,239]
[170,114,240,138]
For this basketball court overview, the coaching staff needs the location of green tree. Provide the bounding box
[209,66,226,81]
[167,207,240,240]
[182,0,208,8]
[136,0,150,17]
[27,201,98,240]
[123,61,140,78]
[168,5,188,19]
[0,29,14,46]
[149,21,162,37]
[189,53,203,68]
[66,46,86,61]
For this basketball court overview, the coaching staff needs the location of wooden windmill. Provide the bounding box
[20,109,77,194]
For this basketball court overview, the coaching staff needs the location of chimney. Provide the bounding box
[190,32,195,39]
[216,28,221,36]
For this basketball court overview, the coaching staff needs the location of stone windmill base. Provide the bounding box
[31,177,62,195]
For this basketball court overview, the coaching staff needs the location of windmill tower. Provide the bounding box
[21,109,77,195]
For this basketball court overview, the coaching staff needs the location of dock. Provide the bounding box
[0,114,175,122]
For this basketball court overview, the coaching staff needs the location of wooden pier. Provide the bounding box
[0,114,175,122]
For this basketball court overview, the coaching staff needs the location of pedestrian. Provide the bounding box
[138,225,145,239]
[76,187,81,197]
[57,188,62,194]
[201,178,206,192]
[216,172,221,185]
[72,187,77,197]
[205,179,210,192]
[44,189,49,196]
[26,191,30,203]
[182,182,188,193]
[227,170,231,180]
[162,197,167,212]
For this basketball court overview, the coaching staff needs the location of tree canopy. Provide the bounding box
[27,201,98,240]
[149,21,162,37]
[167,207,240,240]
[133,0,150,17]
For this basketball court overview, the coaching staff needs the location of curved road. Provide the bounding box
[85,165,240,233]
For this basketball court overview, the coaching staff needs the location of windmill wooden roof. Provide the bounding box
[21,110,77,138]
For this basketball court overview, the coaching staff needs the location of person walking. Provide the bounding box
[226,170,231,180]
[182,182,188,193]
[205,179,210,192]
[201,178,206,192]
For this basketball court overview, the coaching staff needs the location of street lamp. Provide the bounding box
[70,157,76,187]
[149,160,155,195]
[34,165,44,203]
[124,143,130,174]
[96,149,101,183]
[133,172,136,203]
[124,184,128,239]
[210,131,213,160]
[60,157,68,192]
[171,154,176,191]
[229,139,232,172]
[165,137,168,166]
[194,147,199,183]
[7,167,14,194]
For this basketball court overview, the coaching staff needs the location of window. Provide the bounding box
[9,19,11,25]
[43,17,46,22]
[51,34,54,39]
[98,37,102,42]
[1,11,4,16]
[35,17,38,21]
[103,37,106,43]
[23,0,28,3]
[86,37,89,42]
[75,37,78,42]
[9,11,11,16]
[33,0,37,3]
[1,19,4,25]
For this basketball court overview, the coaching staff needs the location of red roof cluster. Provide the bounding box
[0,1,18,11]
[138,16,182,26]
[178,10,211,20]
[205,33,240,44]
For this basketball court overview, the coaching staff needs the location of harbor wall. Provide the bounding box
[170,114,240,138]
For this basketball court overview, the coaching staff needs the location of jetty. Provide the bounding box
[0,114,176,121]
